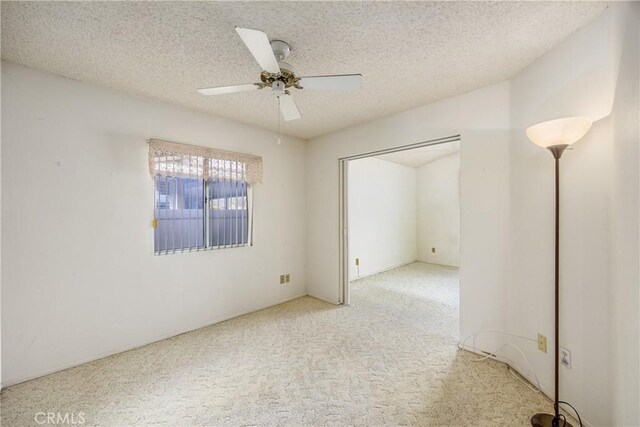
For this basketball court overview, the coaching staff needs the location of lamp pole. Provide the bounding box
[526,116,591,427]
[531,143,570,427]
[551,144,566,425]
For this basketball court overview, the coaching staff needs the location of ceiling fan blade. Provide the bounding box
[279,94,301,121]
[298,74,362,90]
[197,83,260,96]
[235,27,281,74]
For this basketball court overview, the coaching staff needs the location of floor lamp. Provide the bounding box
[525,116,592,427]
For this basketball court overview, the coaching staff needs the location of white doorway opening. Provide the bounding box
[338,135,461,305]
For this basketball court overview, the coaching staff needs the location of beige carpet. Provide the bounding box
[2,262,565,426]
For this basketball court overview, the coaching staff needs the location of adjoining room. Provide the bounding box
[346,141,460,343]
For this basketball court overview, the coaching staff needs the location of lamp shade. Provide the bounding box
[525,116,593,148]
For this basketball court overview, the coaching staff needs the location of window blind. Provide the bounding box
[148,138,263,184]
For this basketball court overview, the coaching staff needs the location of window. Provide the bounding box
[154,176,205,252]
[148,139,262,255]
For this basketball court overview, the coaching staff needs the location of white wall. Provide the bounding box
[508,4,638,425]
[416,153,460,267]
[0,62,3,389]
[306,81,512,355]
[609,5,639,423]
[348,157,416,280]
[1,63,307,387]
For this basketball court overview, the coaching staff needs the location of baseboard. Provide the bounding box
[306,292,340,305]
[415,259,460,268]
[1,292,308,389]
[350,260,417,282]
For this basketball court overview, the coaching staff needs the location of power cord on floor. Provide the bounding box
[459,331,584,427]
[460,331,542,390]
[459,341,541,392]
[557,413,568,427]
[507,364,541,394]
[559,400,583,427]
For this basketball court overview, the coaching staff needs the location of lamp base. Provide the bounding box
[531,413,574,427]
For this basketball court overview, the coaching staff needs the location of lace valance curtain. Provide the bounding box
[147,139,263,184]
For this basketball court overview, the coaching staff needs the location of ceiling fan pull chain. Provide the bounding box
[277,96,282,145]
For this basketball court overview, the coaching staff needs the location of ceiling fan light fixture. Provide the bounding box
[272,81,285,97]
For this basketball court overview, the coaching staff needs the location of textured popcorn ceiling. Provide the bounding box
[1,1,606,139]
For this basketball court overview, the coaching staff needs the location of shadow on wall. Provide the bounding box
[416,152,460,267]
[513,4,625,128]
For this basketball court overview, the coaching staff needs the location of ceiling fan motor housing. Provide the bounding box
[277,61,294,74]
[261,64,301,91]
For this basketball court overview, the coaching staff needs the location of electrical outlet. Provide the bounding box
[537,334,547,353]
[560,347,572,369]
[285,274,290,283]
[432,247,436,253]
[355,258,360,266]
[279,275,285,284]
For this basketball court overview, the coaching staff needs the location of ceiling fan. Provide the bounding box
[197,27,363,122]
